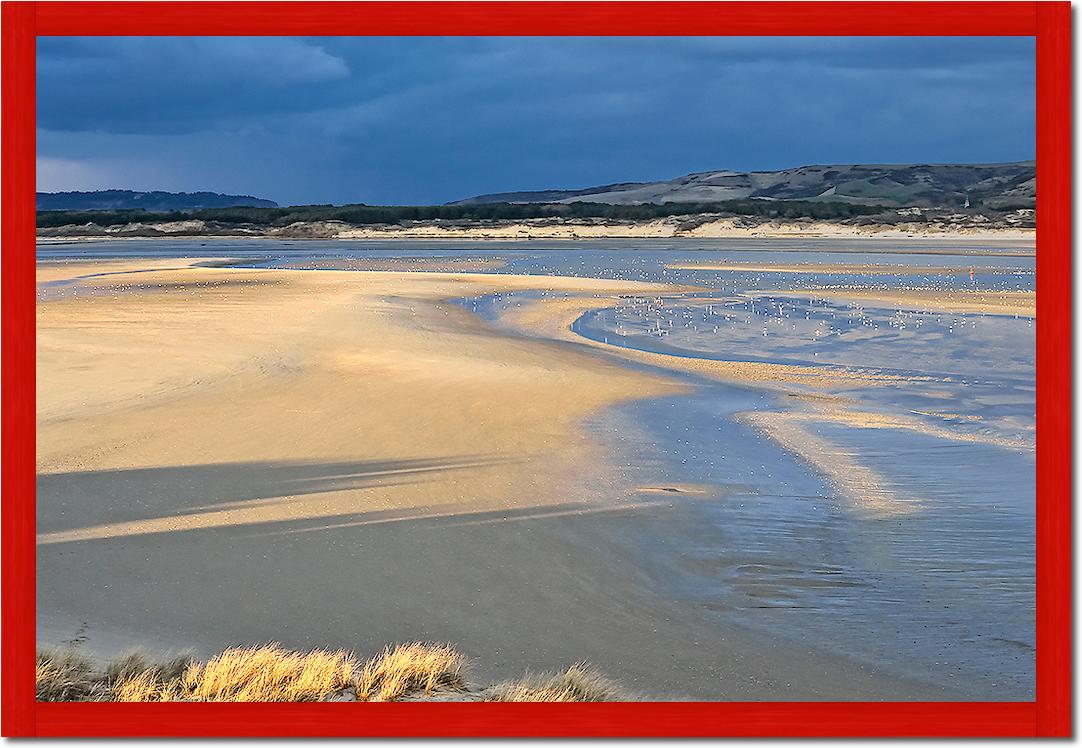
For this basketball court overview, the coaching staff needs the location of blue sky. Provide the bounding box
[36,36,1035,206]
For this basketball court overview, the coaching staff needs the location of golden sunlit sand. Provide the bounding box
[38,261,686,543]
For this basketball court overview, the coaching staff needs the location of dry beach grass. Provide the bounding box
[37,642,621,702]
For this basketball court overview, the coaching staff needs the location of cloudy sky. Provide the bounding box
[37,36,1034,206]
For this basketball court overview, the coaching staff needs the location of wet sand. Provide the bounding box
[36,259,948,700]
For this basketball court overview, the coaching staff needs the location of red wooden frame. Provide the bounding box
[2,1,1070,737]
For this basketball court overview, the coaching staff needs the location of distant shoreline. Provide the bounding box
[37,216,1036,244]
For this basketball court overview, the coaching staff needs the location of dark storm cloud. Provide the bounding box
[36,36,1035,205]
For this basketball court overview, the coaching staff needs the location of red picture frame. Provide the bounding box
[2,1,1071,737]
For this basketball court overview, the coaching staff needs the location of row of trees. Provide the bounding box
[37,199,887,229]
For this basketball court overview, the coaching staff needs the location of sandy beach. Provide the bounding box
[37,257,960,700]
[337,219,1036,242]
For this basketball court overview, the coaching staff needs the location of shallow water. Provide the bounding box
[590,389,1034,697]
[39,237,1035,697]
[575,294,1035,450]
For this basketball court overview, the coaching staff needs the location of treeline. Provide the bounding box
[37,190,277,212]
[37,199,887,229]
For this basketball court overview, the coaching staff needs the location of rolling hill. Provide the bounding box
[453,162,1035,210]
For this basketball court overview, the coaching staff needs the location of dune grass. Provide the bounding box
[37,641,617,702]
[355,642,465,701]
[36,650,106,702]
[485,663,628,702]
[184,645,358,702]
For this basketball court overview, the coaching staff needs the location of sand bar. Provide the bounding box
[266,257,511,273]
[766,288,1036,317]
[665,261,1031,275]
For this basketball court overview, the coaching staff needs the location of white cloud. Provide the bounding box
[36,156,109,192]
[39,36,349,88]
[174,37,350,84]
[36,151,183,193]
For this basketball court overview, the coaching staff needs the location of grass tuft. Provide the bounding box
[486,663,628,702]
[36,650,106,702]
[355,642,465,701]
[36,642,626,702]
[112,669,176,702]
[182,644,357,702]
[104,652,192,687]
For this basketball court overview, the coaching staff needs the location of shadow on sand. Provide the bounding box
[37,455,515,540]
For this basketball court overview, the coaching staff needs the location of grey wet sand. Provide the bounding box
[36,259,953,700]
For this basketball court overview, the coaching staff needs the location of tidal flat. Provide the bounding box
[36,237,1034,699]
